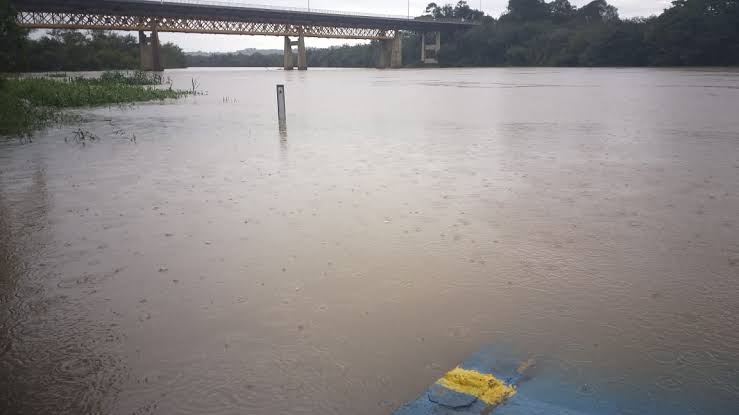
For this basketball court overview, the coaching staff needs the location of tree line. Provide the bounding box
[186,44,378,68]
[436,0,739,66]
[2,0,738,72]
[7,30,187,72]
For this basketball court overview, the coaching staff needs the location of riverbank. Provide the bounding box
[0,72,189,136]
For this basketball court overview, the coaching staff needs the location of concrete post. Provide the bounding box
[276,84,286,122]
[376,40,388,69]
[283,36,294,70]
[151,25,162,71]
[390,33,403,69]
[421,33,426,63]
[297,34,307,70]
[138,31,148,70]
[435,31,441,54]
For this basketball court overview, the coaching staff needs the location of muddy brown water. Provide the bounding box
[1,68,738,415]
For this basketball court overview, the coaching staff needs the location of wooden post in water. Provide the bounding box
[276,85,286,122]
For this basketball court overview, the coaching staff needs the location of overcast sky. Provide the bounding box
[157,0,673,52]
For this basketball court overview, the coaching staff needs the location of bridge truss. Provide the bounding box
[16,10,398,40]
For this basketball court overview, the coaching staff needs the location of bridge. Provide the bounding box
[11,0,477,71]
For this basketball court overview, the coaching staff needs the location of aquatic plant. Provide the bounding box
[7,77,185,108]
[66,128,99,145]
[0,74,189,136]
[79,70,163,86]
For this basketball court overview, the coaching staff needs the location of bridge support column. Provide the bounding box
[297,34,307,71]
[283,36,294,70]
[151,25,163,71]
[421,32,441,65]
[376,40,389,69]
[138,29,162,71]
[377,33,403,69]
[138,31,149,70]
[390,32,403,68]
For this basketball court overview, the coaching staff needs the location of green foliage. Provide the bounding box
[186,44,380,68]
[424,1,485,21]
[309,44,376,67]
[6,78,184,108]
[436,0,738,67]
[0,75,188,136]
[1,0,27,72]
[0,87,39,135]
[82,70,163,86]
[505,0,551,21]
[577,0,620,23]
[19,30,187,72]
[550,0,576,21]
[186,52,282,67]
[650,0,739,65]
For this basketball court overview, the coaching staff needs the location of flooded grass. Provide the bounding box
[0,71,188,136]
[74,70,165,86]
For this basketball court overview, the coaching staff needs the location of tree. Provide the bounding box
[577,0,620,23]
[0,0,26,72]
[19,30,188,71]
[424,1,485,21]
[550,0,577,21]
[651,0,739,65]
[452,1,486,21]
[425,2,442,18]
[504,0,551,21]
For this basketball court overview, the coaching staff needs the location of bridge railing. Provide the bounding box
[115,0,471,24]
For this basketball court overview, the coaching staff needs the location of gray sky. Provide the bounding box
[158,0,672,52]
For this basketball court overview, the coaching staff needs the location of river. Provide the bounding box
[1,68,738,414]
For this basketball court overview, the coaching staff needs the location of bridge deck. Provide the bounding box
[12,0,477,32]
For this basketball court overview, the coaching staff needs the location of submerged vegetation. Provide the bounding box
[7,76,182,108]
[0,71,188,136]
[75,70,165,86]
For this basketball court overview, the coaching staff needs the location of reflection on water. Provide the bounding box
[1,68,738,415]
[0,152,125,414]
[279,119,288,155]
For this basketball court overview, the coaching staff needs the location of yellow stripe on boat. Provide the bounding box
[436,367,516,405]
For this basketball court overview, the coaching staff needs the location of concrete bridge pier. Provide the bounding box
[376,39,388,69]
[297,34,307,70]
[151,26,162,71]
[138,26,163,71]
[421,32,441,64]
[283,36,294,70]
[390,33,403,68]
[138,31,148,69]
[376,33,403,69]
[284,34,308,71]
